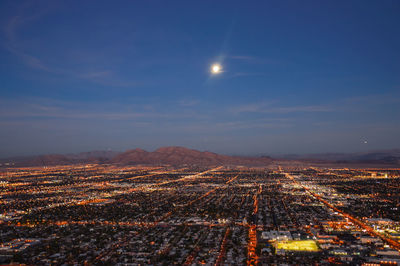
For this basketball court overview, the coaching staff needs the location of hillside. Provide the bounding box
[111,146,273,166]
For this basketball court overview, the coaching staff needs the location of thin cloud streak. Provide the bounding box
[167,118,293,133]
[0,97,206,121]
[2,8,146,88]
[343,93,400,105]
[228,72,267,78]
[228,55,288,65]
[0,109,196,120]
[3,3,59,73]
[230,102,333,114]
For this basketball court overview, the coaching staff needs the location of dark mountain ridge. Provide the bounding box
[111,146,273,166]
[1,147,399,168]
[0,147,273,167]
[0,150,120,167]
[278,149,400,165]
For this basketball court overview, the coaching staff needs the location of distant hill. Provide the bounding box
[0,147,272,167]
[279,149,400,166]
[0,150,120,167]
[111,146,273,166]
[2,147,399,168]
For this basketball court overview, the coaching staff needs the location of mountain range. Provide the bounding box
[0,150,119,167]
[1,147,399,168]
[278,149,400,165]
[111,147,272,166]
[0,147,272,167]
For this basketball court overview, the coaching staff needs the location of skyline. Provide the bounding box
[1,1,400,157]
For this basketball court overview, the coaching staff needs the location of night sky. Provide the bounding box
[1,1,399,157]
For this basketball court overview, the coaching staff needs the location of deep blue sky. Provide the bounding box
[1,0,399,157]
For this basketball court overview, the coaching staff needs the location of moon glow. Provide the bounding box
[211,63,222,74]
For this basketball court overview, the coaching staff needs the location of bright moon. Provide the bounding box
[211,64,222,74]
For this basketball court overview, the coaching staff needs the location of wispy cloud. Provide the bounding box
[267,105,333,114]
[2,6,144,88]
[228,55,286,65]
[80,71,113,79]
[229,55,258,61]
[0,97,201,121]
[177,99,199,107]
[171,118,292,133]
[343,93,400,105]
[228,55,268,64]
[230,102,272,113]
[0,105,188,121]
[4,15,22,42]
[3,3,58,73]
[213,118,292,130]
[78,70,145,87]
[228,72,267,78]
[224,55,285,78]
[230,102,333,114]
[8,47,54,72]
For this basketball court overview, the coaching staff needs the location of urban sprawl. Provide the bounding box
[0,164,399,265]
